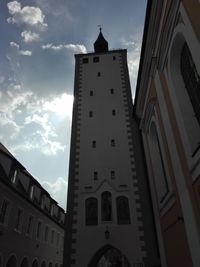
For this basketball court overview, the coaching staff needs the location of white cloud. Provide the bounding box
[10,41,19,48]
[41,177,68,209]
[42,93,73,118]
[19,50,32,56]
[7,1,21,14]
[42,43,87,54]
[7,1,48,29]
[21,30,40,42]
[9,41,32,56]
[12,92,73,155]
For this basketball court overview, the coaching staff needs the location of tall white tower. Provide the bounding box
[64,30,160,267]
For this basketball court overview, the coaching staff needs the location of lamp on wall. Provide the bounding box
[105,226,110,240]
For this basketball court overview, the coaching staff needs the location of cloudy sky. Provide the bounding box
[0,0,147,210]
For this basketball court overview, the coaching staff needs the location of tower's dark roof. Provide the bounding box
[94,29,108,53]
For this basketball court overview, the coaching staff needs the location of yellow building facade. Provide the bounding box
[135,0,200,266]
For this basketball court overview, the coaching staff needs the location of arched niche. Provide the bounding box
[21,258,29,267]
[85,197,98,225]
[41,261,46,267]
[88,245,130,267]
[101,191,112,222]
[32,259,38,267]
[6,255,17,267]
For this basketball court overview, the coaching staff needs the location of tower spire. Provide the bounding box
[94,27,108,53]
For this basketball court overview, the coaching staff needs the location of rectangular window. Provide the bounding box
[51,230,54,244]
[45,225,49,242]
[110,89,114,94]
[92,141,96,148]
[89,111,93,117]
[0,200,9,225]
[97,72,101,77]
[90,90,93,96]
[82,58,88,64]
[111,139,115,147]
[112,109,116,116]
[113,56,116,60]
[57,233,60,247]
[93,57,99,63]
[26,215,33,235]
[111,171,115,179]
[36,221,41,239]
[94,171,98,180]
[15,208,23,232]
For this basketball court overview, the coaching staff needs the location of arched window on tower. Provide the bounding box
[116,196,131,224]
[180,42,200,126]
[101,191,112,221]
[85,197,98,225]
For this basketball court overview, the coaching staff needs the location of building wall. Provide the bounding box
[135,0,200,266]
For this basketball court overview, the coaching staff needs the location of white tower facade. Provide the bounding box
[64,31,160,267]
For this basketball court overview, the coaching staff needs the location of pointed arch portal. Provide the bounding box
[88,245,130,267]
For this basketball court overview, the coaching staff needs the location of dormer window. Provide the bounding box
[41,196,45,209]
[11,169,18,184]
[30,186,34,200]
[51,205,54,216]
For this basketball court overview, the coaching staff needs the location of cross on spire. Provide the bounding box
[97,25,102,32]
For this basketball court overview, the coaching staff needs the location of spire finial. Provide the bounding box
[98,25,102,32]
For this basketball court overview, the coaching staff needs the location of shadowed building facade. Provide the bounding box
[0,143,65,267]
[64,30,160,267]
[135,0,200,266]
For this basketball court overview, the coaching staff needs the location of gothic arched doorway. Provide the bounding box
[88,245,130,267]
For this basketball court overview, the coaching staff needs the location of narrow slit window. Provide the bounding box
[89,111,93,117]
[111,171,115,179]
[51,230,54,244]
[82,58,88,64]
[110,89,114,94]
[26,215,33,235]
[113,56,116,60]
[92,141,96,148]
[111,139,115,147]
[112,109,116,116]
[93,57,99,63]
[94,171,98,180]
[45,226,49,242]
[97,72,101,77]
[15,208,23,231]
[90,90,93,96]
[37,221,41,239]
